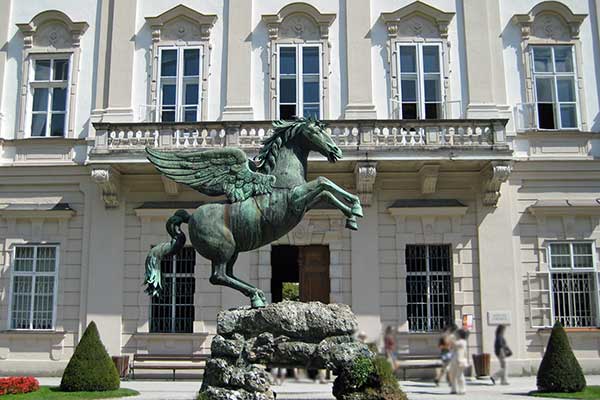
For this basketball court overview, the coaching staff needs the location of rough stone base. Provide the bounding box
[199,301,372,400]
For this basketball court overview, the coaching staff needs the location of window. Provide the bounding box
[150,247,195,333]
[405,244,452,332]
[278,44,321,120]
[548,242,598,327]
[158,47,202,122]
[532,46,578,130]
[29,57,70,137]
[397,43,443,120]
[10,245,58,330]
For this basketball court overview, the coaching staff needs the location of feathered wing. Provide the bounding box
[146,147,276,202]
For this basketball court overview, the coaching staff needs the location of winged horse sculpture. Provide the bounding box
[144,118,363,307]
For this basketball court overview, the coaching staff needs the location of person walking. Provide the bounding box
[383,326,397,370]
[491,325,511,385]
[449,329,469,395]
[434,323,457,386]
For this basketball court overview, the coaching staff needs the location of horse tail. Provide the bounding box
[144,209,190,297]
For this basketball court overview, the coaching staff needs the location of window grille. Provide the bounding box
[29,57,70,137]
[396,43,443,120]
[150,246,195,333]
[548,242,598,328]
[157,47,202,122]
[277,44,321,120]
[10,245,58,330]
[531,46,578,130]
[405,244,452,332]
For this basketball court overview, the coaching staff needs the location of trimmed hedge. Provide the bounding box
[60,321,120,392]
[536,321,586,393]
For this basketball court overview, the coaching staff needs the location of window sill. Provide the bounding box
[5,137,89,145]
[537,327,600,334]
[132,332,209,341]
[0,330,67,338]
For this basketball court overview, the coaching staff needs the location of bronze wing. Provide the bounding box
[146,147,276,203]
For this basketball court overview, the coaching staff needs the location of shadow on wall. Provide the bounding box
[587,0,600,132]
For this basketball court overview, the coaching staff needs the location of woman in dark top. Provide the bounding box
[491,325,511,385]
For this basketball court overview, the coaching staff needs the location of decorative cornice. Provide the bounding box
[481,162,512,207]
[381,1,454,39]
[262,2,336,41]
[16,10,88,49]
[354,162,377,206]
[418,164,440,195]
[145,4,217,43]
[512,1,586,40]
[91,167,120,208]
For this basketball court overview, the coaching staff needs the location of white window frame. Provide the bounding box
[8,244,59,331]
[156,46,202,123]
[276,43,323,120]
[150,247,195,334]
[531,45,580,131]
[547,241,599,328]
[405,244,453,333]
[396,42,444,120]
[26,54,72,138]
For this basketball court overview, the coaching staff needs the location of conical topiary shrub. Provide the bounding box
[60,321,120,392]
[536,321,586,393]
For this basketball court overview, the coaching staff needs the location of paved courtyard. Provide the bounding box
[35,375,600,400]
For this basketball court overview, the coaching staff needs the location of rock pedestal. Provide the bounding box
[199,301,372,400]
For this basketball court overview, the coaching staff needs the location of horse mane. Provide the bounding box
[256,118,314,174]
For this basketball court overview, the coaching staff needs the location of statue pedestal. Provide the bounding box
[199,301,371,400]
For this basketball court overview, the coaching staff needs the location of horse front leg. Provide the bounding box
[314,177,363,218]
[307,190,358,230]
[292,179,359,230]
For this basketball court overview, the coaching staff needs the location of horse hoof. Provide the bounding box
[251,292,267,308]
[351,204,364,218]
[345,218,358,230]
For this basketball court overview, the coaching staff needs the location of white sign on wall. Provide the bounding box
[487,311,512,325]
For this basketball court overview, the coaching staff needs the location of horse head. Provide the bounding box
[297,118,342,163]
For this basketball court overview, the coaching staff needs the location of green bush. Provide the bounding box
[333,356,407,400]
[536,321,586,393]
[60,321,120,392]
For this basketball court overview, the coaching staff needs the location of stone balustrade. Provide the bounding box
[92,119,508,155]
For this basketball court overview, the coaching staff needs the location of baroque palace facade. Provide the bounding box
[1,0,600,376]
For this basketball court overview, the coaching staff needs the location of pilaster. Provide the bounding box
[84,182,125,355]
[222,0,254,120]
[0,0,11,135]
[93,0,137,122]
[351,192,381,342]
[344,0,376,119]
[462,0,509,119]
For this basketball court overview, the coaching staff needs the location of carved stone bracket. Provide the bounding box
[161,175,179,196]
[419,164,440,194]
[481,162,512,207]
[354,162,377,206]
[91,167,120,208]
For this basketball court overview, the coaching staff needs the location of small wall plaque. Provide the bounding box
[487,311,512,325]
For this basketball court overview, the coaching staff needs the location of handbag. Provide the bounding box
[504,346,513,358]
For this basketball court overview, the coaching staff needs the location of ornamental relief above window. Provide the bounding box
[16,11,88,139]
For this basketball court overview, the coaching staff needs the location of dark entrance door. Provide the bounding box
[271,245,330,303]
[299,245,330,304]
